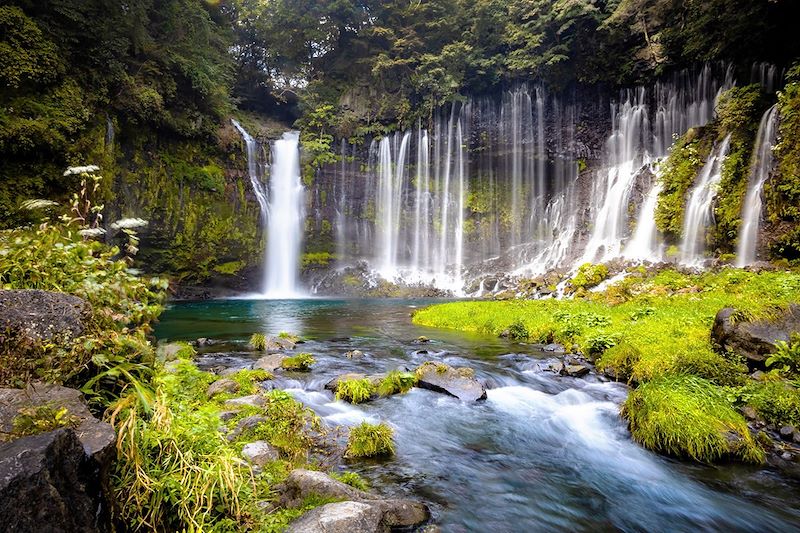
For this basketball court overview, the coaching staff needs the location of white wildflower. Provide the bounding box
[63,165,100,176]
[110,218,149,230]
[78,227,106,238]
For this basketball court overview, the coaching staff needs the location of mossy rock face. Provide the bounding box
[711,305,800,370]
[415,362,487,402]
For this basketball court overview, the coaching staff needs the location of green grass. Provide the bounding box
[281,353,315,371]
[345,422,395,458]
[278,331,301,343]
[229,368,273,395]
[330,471,369,491]
[335,378,375,404]
[570,262,609,290]
[413,268,800,463]
[249,333,267,351]
[622,375,763,463]
[376,371,417,397]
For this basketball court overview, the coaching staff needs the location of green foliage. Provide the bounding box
[345,422,396,459]
[597,342,641,383]
[571,263,609,290]
[738,381,800,428]
[239,390,321,459]
[654,130,711,238]
[582,332,620,358]
[11,403,79,438]
[278,331,302,343]
[298,104,340,186]
[230,369,273,396]
[281,353,315,371]
[377,371,418,397]
[330,471,369,491]
[301,252,335,269]
[335,378,375,404]
[766,64,800,260]
[766,334,800,377]
[506,319,529,340]
[249,333,267,351]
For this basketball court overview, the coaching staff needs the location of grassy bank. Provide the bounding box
[413,268,800,462]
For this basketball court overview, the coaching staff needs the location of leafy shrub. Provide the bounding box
[622,375,763,463]
[345,422,395,458]
[571,263,609,290]
[281,353,315,371]
[230,369,273,395]
[249,333,267,351]
[377,371,417,397]
[766,333,800,377]
[740,381,800,428]
[335,378,375,404]
[582,332,619,357]
[506,319,529,340]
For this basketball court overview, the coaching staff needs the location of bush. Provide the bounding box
[622,375,763,463]
[281,353,315,371]
[335,378,375,404]
[330,471,369,491]
[739,381,800,428]
[506,319,529,340]
[377,371,417,397]
[345,422,395,458]
[571,263,609,290]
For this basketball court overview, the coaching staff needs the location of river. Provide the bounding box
[155,298,800,532]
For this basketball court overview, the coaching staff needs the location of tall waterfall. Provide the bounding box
[265,132,305,297]
[680,135,732,265]
[233,121,304,296]
[736,105,779,267]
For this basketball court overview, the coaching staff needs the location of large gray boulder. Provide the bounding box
[415,362,487,401]
[280,470,430,531]
[0,384,116,532]
[0,289,91,343]
[254,354,287,372]
[712,305,800,368]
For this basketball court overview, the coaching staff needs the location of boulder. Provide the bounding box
[345,350,364,359]
[254,354,287,372]
[207,378,240,398]
[287,501,385,533]
[242,441,280,466]
[0,384,116,532]
[711,305,800,368]
[415,362,487,401]
[0,290,91,343]
[226,415,267,442]
[280,470,429,532]
[224,394,266,408]
[264,335,296,351]
[562,364,590,378]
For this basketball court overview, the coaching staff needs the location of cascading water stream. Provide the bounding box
[231,120,269,219]
[624,179,663,260]
[736,105,779,267]
[680,134,732,265]
[264,132,305,297]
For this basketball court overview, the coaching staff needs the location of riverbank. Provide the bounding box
[413,267,800,466]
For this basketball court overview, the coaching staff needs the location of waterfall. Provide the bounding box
[231,120,269,219]
[679,135,732,265]
[624,180,663,260]
[736,105,779,267]
[105,115,114,153]
[264,131,305,297]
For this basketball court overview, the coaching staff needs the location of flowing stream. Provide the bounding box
[157,299,800,532]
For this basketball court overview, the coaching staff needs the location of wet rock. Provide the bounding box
[227,415,267,441]
[781,452,793,461]
[750,370,766,381]
[562,364,590,378]
[711,305,800,369]
[224,394,266,408]
[279,470,429,531]
[287,501,384,533]
[415,362,486,401]
[414,336,431,344]
[549,361,565,374]
[780,426,796,440]
[794,431,800,445]
[0,384,117,532]
[207,378,240,398]
[263,335,296,351]
[345,350,364,359]
[543,343,566,353]
[0,429,112,532]
[242,441,280,466]
[742,406,759,421]
[254,354,287,372]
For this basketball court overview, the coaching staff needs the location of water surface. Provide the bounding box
[156,299,800,532]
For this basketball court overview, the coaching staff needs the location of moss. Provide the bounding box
[330,471,369,491]
[345,422,395,458]
[739,380,800,428]
[765,65,800,260]
[10,403,79,439]
[277,331,302,343]
[622,375,763,463]
[281,353,315,371]
[654,128,713,239]
[230,369,273,395]
[597,342,641,382]
[301,251,335,269]
[570,263,609,290]
[335,378,375,404]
